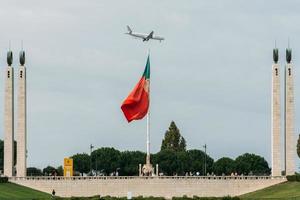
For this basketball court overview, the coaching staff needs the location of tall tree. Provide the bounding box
[71,153,90,175]
[161,121,186,152]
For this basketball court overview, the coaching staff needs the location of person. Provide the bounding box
[51,189,56,198]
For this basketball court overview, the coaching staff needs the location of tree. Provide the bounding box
[186,149,214,175]
[153,149,178,176]
[161,121,186,152]
[27,167,42,176]
[235,153,270,175]
[213,157,235,175]
[43,166,57,176]
[91,147,121,175]
[119,151,146,176]
[56,166,64,176]
[71,153,90,175]
[175,150,190,175]
[297,134,300,159]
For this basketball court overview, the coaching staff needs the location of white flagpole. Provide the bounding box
[146,49,151,165]
[146,112,150,165]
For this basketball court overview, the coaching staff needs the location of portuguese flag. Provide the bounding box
[121,55,150,122]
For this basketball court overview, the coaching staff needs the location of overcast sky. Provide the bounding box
[0,0,299,169]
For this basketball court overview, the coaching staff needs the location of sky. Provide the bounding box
[0,0,299,170]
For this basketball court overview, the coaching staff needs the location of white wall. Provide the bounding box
[9,176,286,198]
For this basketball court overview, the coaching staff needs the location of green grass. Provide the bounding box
[241,182,300,200]
[0,182,52,200]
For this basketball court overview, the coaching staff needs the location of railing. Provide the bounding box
[9,175,286,181]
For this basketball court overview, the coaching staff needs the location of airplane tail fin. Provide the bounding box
[127,25,132,33]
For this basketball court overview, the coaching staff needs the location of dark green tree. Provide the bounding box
[71,153,90,175]
[297,134,300,159]
[27,167,43,176]
[213,157,235,175]
[119,151,146,176]
[91,147,121,175]
[186,149,214,175]
[43,166,57,176]
[235,153,270,175]
[56,166,64,176]
[153,149,178,176]
[161,121,186,152]
[176,150,190,175]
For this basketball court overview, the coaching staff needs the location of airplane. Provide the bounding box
[125,26,164,42]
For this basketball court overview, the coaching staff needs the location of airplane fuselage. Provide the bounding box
[125,26,164,42]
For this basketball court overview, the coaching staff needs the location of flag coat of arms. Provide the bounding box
[121,56,150,122]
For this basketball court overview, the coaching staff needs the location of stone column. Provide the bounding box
[285,49,295,175]
[271,49,281,176]
[16,52,27,177]
[4,53,14,177]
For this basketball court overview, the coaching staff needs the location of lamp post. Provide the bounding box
[90,144,94,175]
[203,144,207,176]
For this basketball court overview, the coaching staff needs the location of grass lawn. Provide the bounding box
[241,181,300,200]
[0,182,52,200]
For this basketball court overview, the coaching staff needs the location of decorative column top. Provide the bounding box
[286,48,292,63]
[19,51,25,66]
[7,51,13,66]
[273,48,278,64]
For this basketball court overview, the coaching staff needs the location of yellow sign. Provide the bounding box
[64,158,73,177]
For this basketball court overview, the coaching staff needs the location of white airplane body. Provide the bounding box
[125,26,164,42]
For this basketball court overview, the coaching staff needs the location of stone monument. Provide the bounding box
[284,48,295,175]
[4,51,14,177]
[16,51,27,177]
[271,48,281,176]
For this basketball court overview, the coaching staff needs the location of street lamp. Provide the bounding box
[203,144,207,176]
[90,144,94,175]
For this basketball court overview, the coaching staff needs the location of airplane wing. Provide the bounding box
[152,36,165,41]
[145,31,154,41]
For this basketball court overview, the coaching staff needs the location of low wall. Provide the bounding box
[9,176,286,198]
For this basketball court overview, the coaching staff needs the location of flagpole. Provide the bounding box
[146,48,150,165]
[146,113,150,165]
[146,49,151,166]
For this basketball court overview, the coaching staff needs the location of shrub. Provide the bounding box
[0,177,8,183]
[286,174,300,182]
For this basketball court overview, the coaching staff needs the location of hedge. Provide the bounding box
[53,196,240,200]
[286,174,300,182]
[0,177,8,183]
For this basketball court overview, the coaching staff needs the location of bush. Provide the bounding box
[173,196,240,200]
[0,177,8,183]
[286,174,300,182]
[222,197,240,200]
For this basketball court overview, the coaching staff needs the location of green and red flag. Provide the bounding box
[121,55,150,122]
